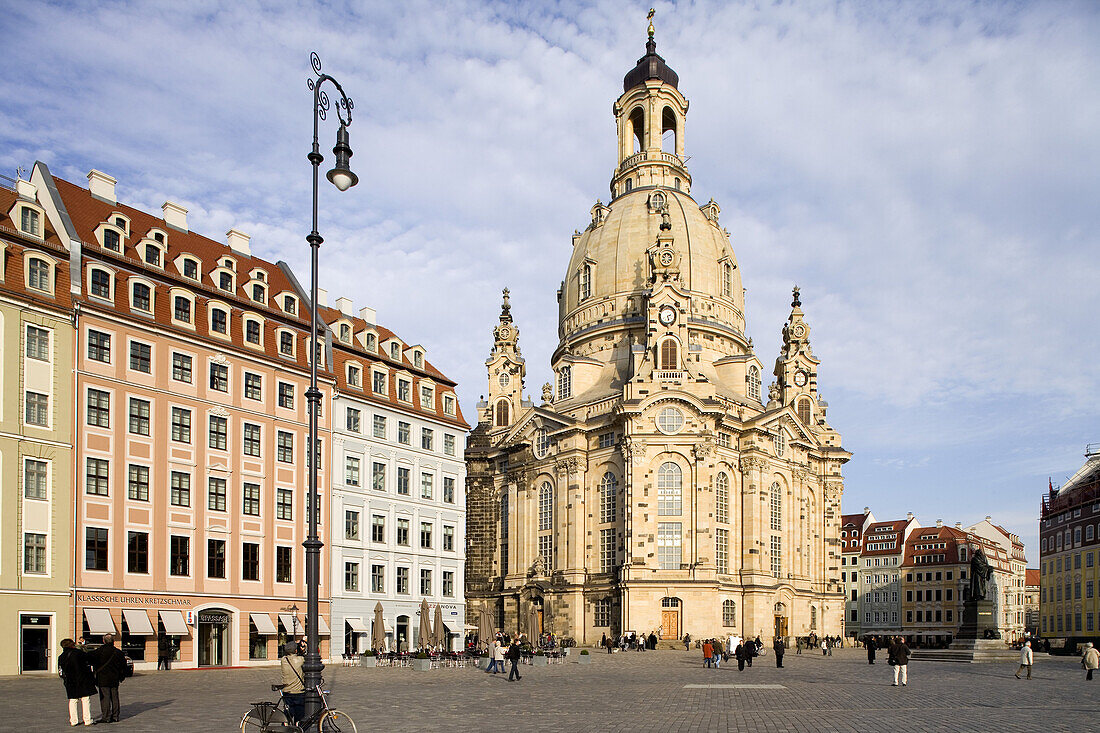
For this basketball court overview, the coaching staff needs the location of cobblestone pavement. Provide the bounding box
[3,649,1098,732]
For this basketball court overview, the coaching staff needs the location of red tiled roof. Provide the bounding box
[0,185,73,312]
[1025,568,1040,587]
[860,519,911,556]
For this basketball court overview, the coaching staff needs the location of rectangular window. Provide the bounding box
[209,416,228,450]
[88,330,111,362]
[24,459,48,499]
[420,521,433,549]
[421,428,433,451]
[594,599,611,627]
[208,478,227,512]
[23,533,47,574]
[397,467,410,495]
[170,471,191,507]
[444,395,455,415]
[346,407,361,433]
[715,476,729,524]
[86,458,109,495]
[173,296,190,322]
[600,527,616,573]
[209,363,228,392]
[207,539,226,578]
[538,534,554,573]
[443,571,455,597]
[276,488,293,521]
[443,477,456,504]
[373,414,386,439]
[372,371,386,394]
[171,407,191,443]
[443,525,455,552]
[278,382,294,408]
[26,325,50,360]
[345,456,360,486]
[421,472,433,499]
[345,510,360,540]
[444,434,456,456]
[170,536,189,576]
[396,567,409,594]
[244,372,262,400]
[167,353,192,384]
[242,483,260,516]
[398,379,411,402]
[129,341,151,373]
[127,531,149,574]
[371,515,385,543]
[276,546,292,583]
[347,365,361,387]
[397,518,410,546]
[771,535,782,577]
[598,432,615,449]
[372,462,385,491]
[420,569,432,596]
[243,423,261,457]
[21,207,41,236]
[398,421,410,445]
[242,542,260,581]
[345,562,360,592]
[715,527,729,574]
[127,464,149,501]
[86,528,109,571]
[24,391,49,426]
[280,331,294,356]
[371,564,385,593]
[277,431,294,463]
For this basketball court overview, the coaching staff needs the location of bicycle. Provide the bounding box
[241,681,357,732]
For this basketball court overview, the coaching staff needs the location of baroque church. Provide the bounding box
[465,22,850,645]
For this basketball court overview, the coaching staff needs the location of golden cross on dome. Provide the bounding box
[647,8,655,39]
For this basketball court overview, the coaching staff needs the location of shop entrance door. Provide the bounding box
[20,615,50,672]
[197,610,231,666]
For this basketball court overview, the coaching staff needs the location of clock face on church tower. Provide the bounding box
[658,306,676,326]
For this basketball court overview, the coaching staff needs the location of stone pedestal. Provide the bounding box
[957,600,997,639]
[912,600,1016,663]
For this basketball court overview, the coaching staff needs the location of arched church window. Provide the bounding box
[657,462,682,515]
[580,263,592,301]
[661,106,677,153]
[534,428,550,459]
[797,398,812,425]
[770,482,782,531]
[773,428,786,457]
[624,178,633,193]
[494,399,510,427]
[722,263,732,297]
[557,366,572,401]
[599,472,617,523]
[715,472,729,524]
[629,106,645,154]
[673,178,681,191]
[659,338,678,370]
[539,481,554,531]
[748,366,761,402]
[810,605,818,630]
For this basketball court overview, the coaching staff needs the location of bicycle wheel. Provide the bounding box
[241,703,293,732]
[320,709,358,733]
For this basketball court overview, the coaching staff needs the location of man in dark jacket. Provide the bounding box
[773,636,785,668]
[889,636,911,686]
[59,639,98,726]
[92,634,128,723]
[506,640,523,681]
[734,642,746,671]
[866,636,877,664]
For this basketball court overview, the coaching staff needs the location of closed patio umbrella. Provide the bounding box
[372,602,386,652]
[478,606,494,648]
[433,604,446,650]
[418,599,432,649]
[528,604,540,638]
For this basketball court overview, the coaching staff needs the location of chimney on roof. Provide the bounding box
[87,170,116,204]
[955,522,962,529]
[863,507,870,515]
[906,512,914,521]
[316,288,328,307]
[226,229,251,256]
[985,515,992,522]
[359,306,376,325]
[335,297,353,316]
[162,201,189,232]
[15,178,37,201]
[936,519,943,528]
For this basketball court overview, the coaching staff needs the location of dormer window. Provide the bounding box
[282,295,297,315]
[255,271,266,282]
[580,263,592,300]
[114,216,126,230]
[173,295,191,323]
[90,269,112,300]
[390,343,401,361]
[182,258,199,280]
[413,350,423,368]
[211,308,228,334]
[222,258,235,270]
[252,284,265,303]
[420,384,434,410]
[27,257,51,292]
[219,272,233,291]
[131,282,151,311]
[153,232,165,244]
[347,364,361,387]
[102,229,120,251]
[144,244,161,266]
[340,324,351,343]
[245,318,261,345]
[398,378,411,402]
[443,394,455,416]
[365,332,377,351]
[279,331,294,356]
[21,208,41,237]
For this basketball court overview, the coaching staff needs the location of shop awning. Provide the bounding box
[159,610,190,636]
[345,617,369,633]
[250,613,278,635]
[121,609,155,635]
[279,614,302,634]
[463,624,479,631]
[83,608,116,635]
[316,616,330,635]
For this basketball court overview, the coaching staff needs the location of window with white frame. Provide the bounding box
[770,482,782,531]
[539,481,553,530]
[27,257,52,292]
[599,471,617,523]
[557,366,571,400]
[715,472,729,523]
[600,528,616,573]
[25,325,49,360]
[345,456,360,486]
[90,269,112,300]
[657,462,682,515]
[580,262,592,300]
[24,458,48,499]
[420,472,433,499]
[715,528,729,574]
[771,535,782,577]
[747,365,761,402]
[722,599,736,627]
[593,599,611,627]
[538,534,553,573]
[420,385,433,410]
[657,523,682,569]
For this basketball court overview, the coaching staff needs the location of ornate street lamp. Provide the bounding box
[303,51,357,728]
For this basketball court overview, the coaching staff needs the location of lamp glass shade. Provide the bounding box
[327,124,358,191]
[327,168,357,191]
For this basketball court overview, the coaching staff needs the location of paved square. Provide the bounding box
[3,649,1098,731]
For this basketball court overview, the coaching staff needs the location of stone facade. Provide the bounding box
[464,30,849,647]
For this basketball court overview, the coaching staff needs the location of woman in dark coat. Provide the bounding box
[59,638,97,726]
[866,635,877,664]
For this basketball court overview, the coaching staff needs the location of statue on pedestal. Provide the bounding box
[969,548,993,601]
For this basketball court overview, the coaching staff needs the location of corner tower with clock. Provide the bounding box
[465,12,850,648]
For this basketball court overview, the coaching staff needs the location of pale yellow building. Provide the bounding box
[465,27,849,646]
[0,173,75,675]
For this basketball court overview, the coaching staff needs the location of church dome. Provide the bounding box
[623,37,679,92]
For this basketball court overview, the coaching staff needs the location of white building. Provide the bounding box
[858,515,919,638]
[323,297,468,655]
[840,508,875,639]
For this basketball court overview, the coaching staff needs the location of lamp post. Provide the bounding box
[304,51,357,729]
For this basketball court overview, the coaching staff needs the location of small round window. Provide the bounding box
[499,372,510,388]
[534,428,550,459]
[656,406,684,434]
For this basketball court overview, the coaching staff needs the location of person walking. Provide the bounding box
[821,639,828,656]
[827,637,833,656]
[1082,642,1099,680]
[889,636,911,686]
[1015,640,1033,679]
[506,639,523,681]
[156,635,172,671]
[795,638,802,655]
[713,638,723,669]
[91,634,127,724]
[773,636,785,669]
[486,639,499,674]
[280,641,306,724]
[683,633,692,651]
[702,639,714,668]
[59,639,97,726]
[866,636,877,664]
[734,641,746,672]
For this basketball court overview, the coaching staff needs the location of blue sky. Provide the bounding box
[3,0,1098,559]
